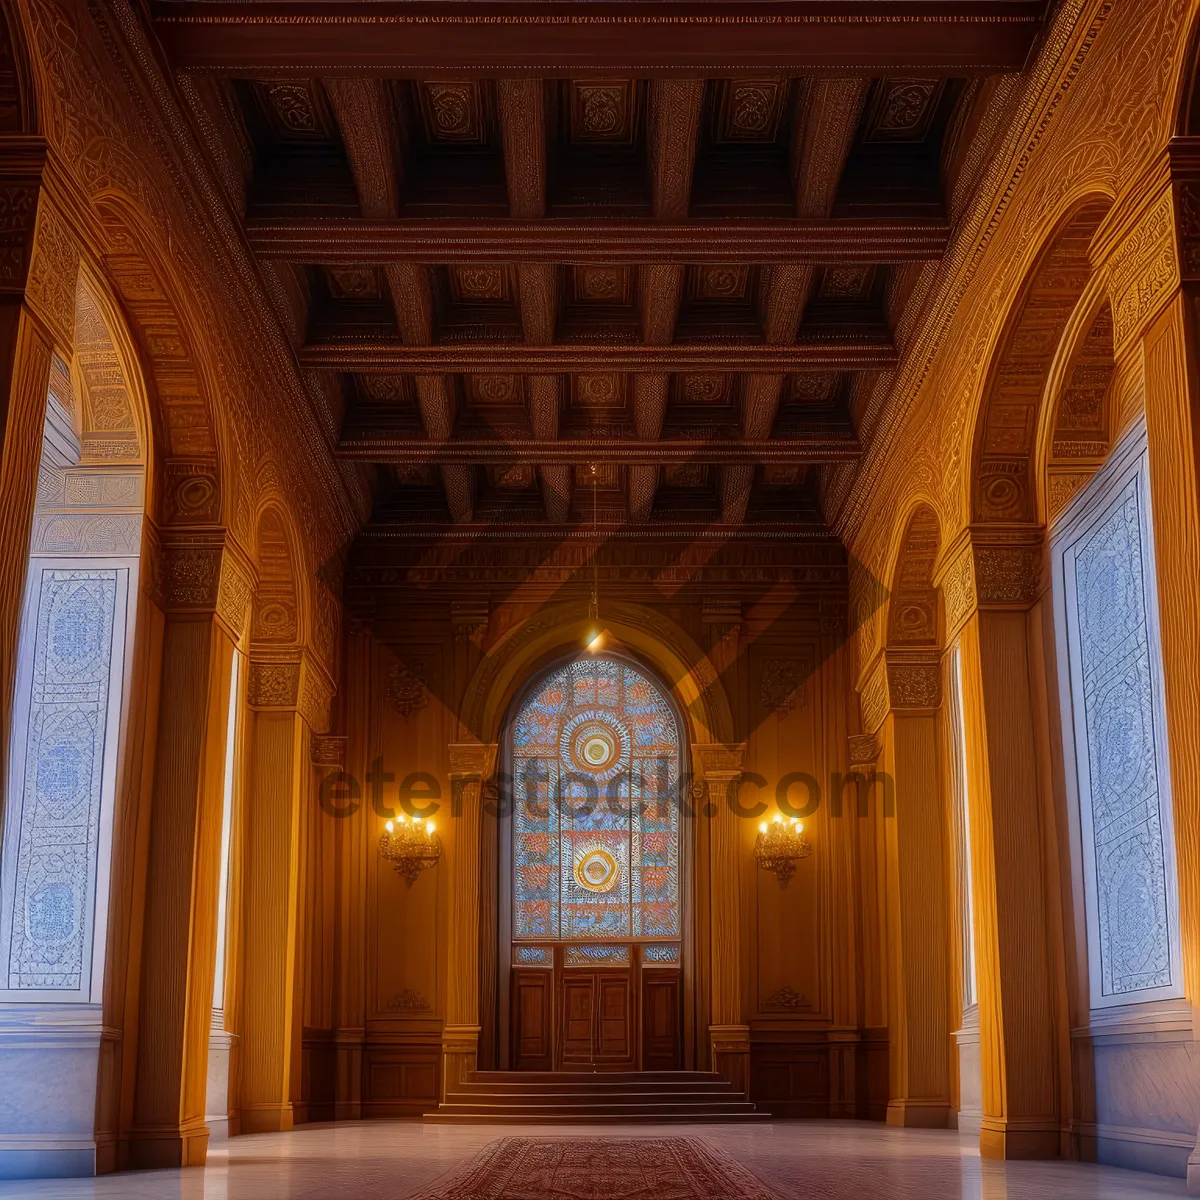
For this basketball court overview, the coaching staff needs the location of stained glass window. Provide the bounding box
[511,658,681,942]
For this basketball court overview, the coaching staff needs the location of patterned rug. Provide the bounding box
[405,1136,779,1199]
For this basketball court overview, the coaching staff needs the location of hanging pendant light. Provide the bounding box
[586,465,605,651]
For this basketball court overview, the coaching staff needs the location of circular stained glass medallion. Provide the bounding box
[560,710,630,783]
[574,846,620,893]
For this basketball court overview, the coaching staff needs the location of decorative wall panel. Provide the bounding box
[0,565,132,999]
[511,658,681,943]
[1054,426,1182,1007]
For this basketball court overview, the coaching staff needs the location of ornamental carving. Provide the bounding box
[26,201,78,343]
[760,659,809,715]
[387,659,428,719]
[974,544,1041,606]
[1107,190,1178,350]
[156,544,222,611]
[216,557,255,639]
[886,661,940,711]
[418,81,486,143]
[385,988,432,1014]
[941,549,976,634]
[764,986,811,1012]
[247,659,301,708]
[310,735,347,767]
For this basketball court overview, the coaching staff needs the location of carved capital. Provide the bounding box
[885,649,941,713]
[150,529,256,634]
[248,650,335,732]
[247,654,301,709]
[0,138,48,296]
[692,742,745,783]
[935,527,1042,636]
[310,735,348,767]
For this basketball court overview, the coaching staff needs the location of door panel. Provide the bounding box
[596,974,634,1062]
[641,970,681,1070]
[560,975,596,1065]
[512,969,553,1070]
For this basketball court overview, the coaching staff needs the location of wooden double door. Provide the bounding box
[511,943,681,1071]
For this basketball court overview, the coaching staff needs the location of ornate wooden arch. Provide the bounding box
[250,501,307,650]
[460,600,736,752]
[886,503,942,651]
[93,195,228,530]
[970,197,1112,527]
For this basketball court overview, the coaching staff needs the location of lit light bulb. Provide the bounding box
[790,818,799,827]
[796,821,803,833]
[758,822,768,835]
[426,821,435,837]
[587,628,606,652]
[397,813,407,825]
[385,820,394,833]
[773,813,783,825]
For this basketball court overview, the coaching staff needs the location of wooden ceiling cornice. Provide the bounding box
[246,218,950,264]
[335,434,861,464]
[301,341,896,373]
[152,2,1046,75]
[153,2,1050,546]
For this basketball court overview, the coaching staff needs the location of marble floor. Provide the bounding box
[0,1121,1186,1200]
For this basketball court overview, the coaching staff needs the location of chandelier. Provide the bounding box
[754,814,812,888]
[379,813,441,884]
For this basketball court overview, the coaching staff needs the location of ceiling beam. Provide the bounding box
[336,434,860,465]
[153,2,1046,74]
[302,340,896,372]
[246,218,949,264]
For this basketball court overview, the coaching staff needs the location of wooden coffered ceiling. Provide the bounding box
[155,1,1048,561]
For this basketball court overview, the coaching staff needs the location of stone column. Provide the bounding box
[861,649,951,1128]
[128,534,254,1168]
[333,622,371,1120]
[238,651,332,1133]
[937,529,1058,1160]
[443,741,498,1098]
[695,742,748,1094]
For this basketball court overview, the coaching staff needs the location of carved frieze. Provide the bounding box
[1105,188,1179,352]
[26,199,78,343]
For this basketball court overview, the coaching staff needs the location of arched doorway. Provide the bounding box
[498,654,687,1072]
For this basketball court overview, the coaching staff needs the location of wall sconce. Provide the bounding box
[755,814,812,888]
[379,813,441,884]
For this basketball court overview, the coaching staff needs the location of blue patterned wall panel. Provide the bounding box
[4,568,122,994]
